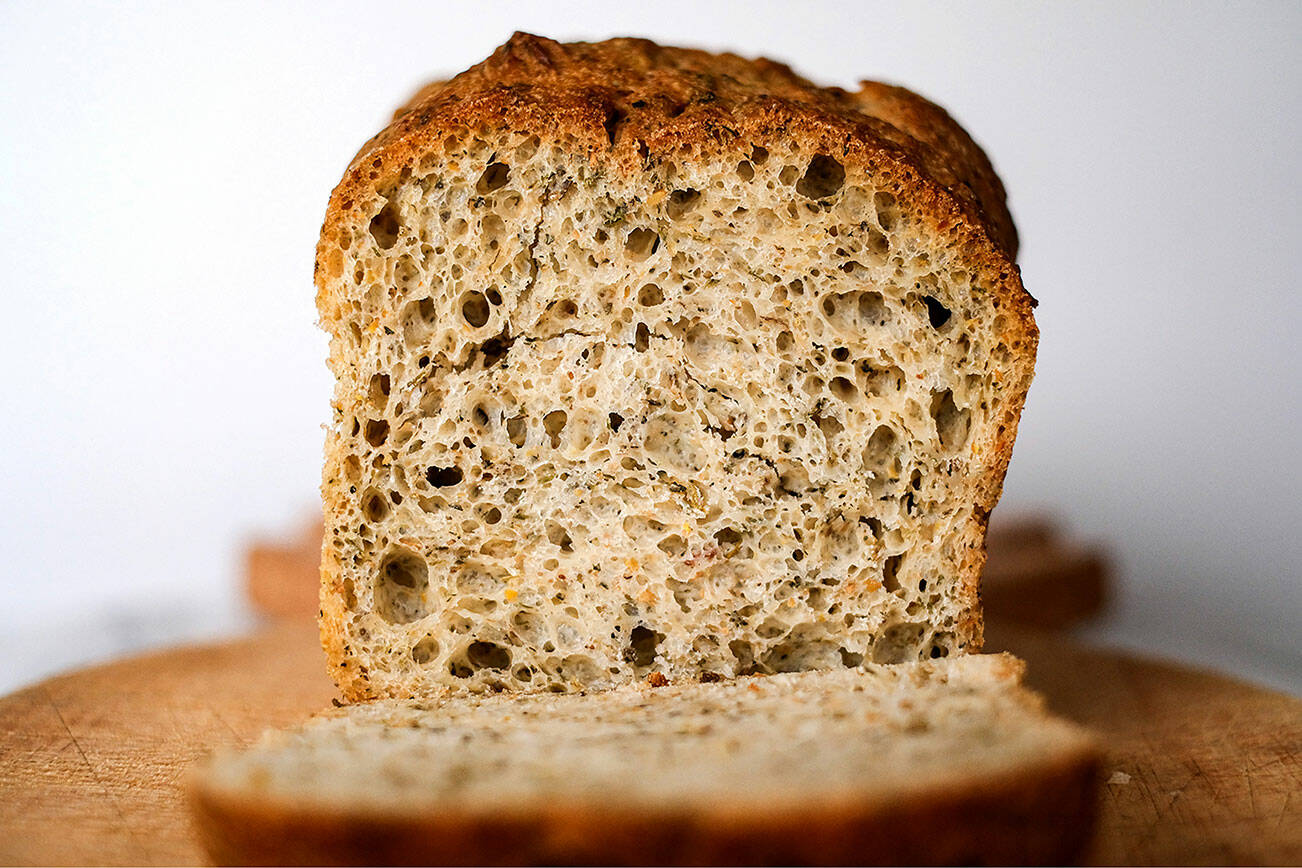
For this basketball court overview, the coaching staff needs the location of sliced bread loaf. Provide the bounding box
[316,33,1039,699]
[192,653,1097,865]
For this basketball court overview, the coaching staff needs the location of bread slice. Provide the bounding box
[316,33,1039,699]
[191,654,1097,865]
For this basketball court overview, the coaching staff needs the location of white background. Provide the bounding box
[1,2,1298,694]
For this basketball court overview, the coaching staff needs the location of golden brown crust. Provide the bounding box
[192,748,1098,865]
[315,33,1039,693]
[317,33,1029,278]
[850,80,1019,258]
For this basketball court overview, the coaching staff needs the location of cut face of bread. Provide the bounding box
[316,34,1038,699]
[191,654,1097,866]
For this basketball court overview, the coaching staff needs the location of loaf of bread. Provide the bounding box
[316,33,1038,699]
[192,654,1096,865]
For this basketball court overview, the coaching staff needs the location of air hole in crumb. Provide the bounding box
[873,622,925,664]
[411,636,439,664]
[714,527,743,547]
[831,346,849,361]
[543,410,567,448]
[858,291,887,325]
[625,228,660,259]
[863,425,898,469]
[625,625,663,668]
[545,520,573,552]
[923,295,952,328]
[861,516,883,541]
[476,161,510,193]
[506,415,527,447]
[382,552,426,589]
[657,535,687,557]
[866,227,889,256]
[874,191,899,230]
[778,165,799,185]
[375,548,429,624]
[368,373,390,408]
[634,322,650,351]
[930,389,970,452]
[608,412,624,432]
[460,292,490,328]
[362,489,390,522]
[368,202,400,249]
[467,641,511,670]
[750,145,769,164]
[729,639,761,675]
[483,506,502,524]
[426,465,463,487]
[883,554,904,592]
[735,160,754,180]
[666,189,701,219]
[479,331,513,368]
[637,283,664,306]
[363,419,389,447]
[931,632,954,658]
[814,412,843,438]
[830,377,856,402]
[486,286,503,306]
[796,155,845,199]
[839,647,864,667]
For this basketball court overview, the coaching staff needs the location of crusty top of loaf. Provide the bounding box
[318,33,1028,305]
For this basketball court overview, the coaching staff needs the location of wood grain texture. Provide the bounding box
[1,621,1297,866]
[0,624,336,866]
[988,624,1302,866]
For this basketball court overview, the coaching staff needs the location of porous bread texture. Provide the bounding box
[199,655,1072,808]
[316,34,1039,699]
[191,655,1099,866]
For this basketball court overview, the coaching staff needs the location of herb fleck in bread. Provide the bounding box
[317,33,1038,699]
[192,654,1097,866]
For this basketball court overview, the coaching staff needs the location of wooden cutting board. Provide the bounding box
[0,621,1298,866]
